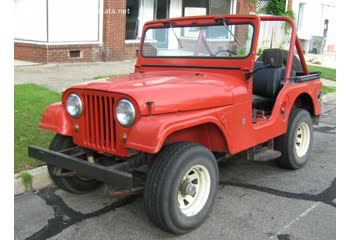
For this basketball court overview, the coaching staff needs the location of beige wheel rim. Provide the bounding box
[177,165,211,217]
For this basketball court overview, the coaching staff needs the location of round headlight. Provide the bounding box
[116,99,136,127]
[66,93,82,118]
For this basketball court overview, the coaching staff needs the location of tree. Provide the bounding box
[262,0,295,19]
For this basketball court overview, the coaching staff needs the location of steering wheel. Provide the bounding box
[215,49,237,57]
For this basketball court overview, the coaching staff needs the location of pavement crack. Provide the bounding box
[219,178,336,207]
[276,234,291,240]
[321,106,336,115]
[26,186,137,240]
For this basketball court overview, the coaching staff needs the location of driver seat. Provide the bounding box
[252,60,285,110]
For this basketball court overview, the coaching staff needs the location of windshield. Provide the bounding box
[142,23,254,58]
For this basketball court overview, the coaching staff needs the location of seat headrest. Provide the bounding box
[257,48,304,73]
[261,49,284,68]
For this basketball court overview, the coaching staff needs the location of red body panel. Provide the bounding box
[40,103,73,136]
[68,71,237,115]
[39,14,322,157]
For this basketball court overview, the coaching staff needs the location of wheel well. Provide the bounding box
[293,93,315,116]
[165,123,228,152]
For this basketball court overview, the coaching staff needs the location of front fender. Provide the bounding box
[39,103,73,136]
[125,107,229,153]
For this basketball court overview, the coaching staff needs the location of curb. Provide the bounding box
[14,93,336,195]
[15,166,53,195]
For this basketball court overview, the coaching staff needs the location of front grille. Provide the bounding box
[81,92,118,153]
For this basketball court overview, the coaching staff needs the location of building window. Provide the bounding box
[126,0,156,41]
[126,0,140,40]
[208,0,233,38]
[69,50,82,59]
[183,0,231,16]
[209,0,231,14]
[15,0,101,43]
[155,0,170,19]
[125,0,233,41]
[183,0,208,16]
[181,0,233,39]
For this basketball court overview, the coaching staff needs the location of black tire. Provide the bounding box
[47,134,100,194]
[144,142,219,234]
[275,108,314,169]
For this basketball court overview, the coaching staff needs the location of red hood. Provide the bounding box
[68,71,235,115]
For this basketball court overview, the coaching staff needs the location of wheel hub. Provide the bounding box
[181,181,197,197]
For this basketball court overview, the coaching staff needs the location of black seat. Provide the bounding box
[252,61,285,110]
[252,94,275,109]
[256,48,303,74]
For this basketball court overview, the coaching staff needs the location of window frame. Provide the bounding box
[140,21,256,59]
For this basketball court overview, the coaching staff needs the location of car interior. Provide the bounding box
[252,48,304,122]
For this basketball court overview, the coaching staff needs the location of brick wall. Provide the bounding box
[236,0,256,14]
[14,42,103,63]
[14,42,47,63]
[46,44,103,63]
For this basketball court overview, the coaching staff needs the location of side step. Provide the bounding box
[247,140,282,161]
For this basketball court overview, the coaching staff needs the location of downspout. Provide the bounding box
[285,0,290,11]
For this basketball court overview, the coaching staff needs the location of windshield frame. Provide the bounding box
[140,21,256,60]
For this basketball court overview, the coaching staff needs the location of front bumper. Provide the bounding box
[28,145,136,189]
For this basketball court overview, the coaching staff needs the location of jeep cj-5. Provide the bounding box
[29,14,322,234]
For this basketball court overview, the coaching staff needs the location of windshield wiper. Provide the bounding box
[214,18,242,47]
[163,21,183,48]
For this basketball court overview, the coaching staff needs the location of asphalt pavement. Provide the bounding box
[14,99,336,240]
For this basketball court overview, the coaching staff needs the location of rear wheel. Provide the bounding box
[144,142,219,234]
[47,134,100,194]
[275,108,314,169]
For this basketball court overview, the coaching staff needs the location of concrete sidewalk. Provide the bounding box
[15,59,137,92]
[304,52,336,69]
[321,78,336,87]
[15,60,43,67]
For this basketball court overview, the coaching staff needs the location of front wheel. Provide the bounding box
[47,134,100,194]
[144,142,219,234]
[275,108,314,169]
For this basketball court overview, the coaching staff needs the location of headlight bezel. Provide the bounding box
[116,99,136,127]
[66,93,83,118]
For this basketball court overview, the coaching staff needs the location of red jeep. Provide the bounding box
[29,14,322,234]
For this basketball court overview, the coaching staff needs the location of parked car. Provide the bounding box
[29,14,322,234]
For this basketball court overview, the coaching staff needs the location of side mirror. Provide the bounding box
[262,49,284,68]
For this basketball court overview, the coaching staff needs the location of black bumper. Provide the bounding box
[28,145,134,189]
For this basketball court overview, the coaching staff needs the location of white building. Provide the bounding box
[293,0,336,53]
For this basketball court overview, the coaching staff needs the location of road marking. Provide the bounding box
[270,202,321,239]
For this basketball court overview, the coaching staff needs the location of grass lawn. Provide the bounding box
[322,85,336,95]
[15,83,61,173]
[94,73,118,79]
[307,65,336,81]
[94,72,130,79]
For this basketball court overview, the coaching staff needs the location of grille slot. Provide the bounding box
[82,93,117,153]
